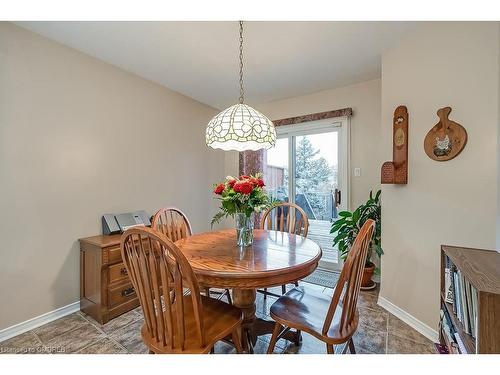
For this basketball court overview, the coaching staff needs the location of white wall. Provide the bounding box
[0,23,224,330]
[380,22,499,331]
[225,79,382,210]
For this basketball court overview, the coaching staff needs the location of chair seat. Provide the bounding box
[270,286,358,345]
[142,295,242,353]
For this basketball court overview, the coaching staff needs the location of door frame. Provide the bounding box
[275,116,351,212]
[274,116,351,271]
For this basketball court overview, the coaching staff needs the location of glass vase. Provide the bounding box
[235,213,254,247]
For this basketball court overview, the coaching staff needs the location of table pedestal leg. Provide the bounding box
[232,289,257,353]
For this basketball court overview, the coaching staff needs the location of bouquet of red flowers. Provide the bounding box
[211,173,272,227]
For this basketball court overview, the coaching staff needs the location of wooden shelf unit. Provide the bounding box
[440,245,500,354]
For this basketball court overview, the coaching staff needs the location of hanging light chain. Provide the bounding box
[238,20,244,104]
[205,20,276,151]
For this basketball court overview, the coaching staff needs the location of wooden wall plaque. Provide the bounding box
[424,107,467,161]
[381,105,408,184]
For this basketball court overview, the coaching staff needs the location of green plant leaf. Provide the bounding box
[338,211,352,218]
[330,220,345,233]
[332,232,348,246]
[352,207,361,223]
[330,189,383,264]
[210,211,227,228]
[373,244,384,256]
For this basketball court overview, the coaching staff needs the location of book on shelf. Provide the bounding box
[444,267,453,303]
[453,269,461,320]
[462,272,471,335]
[444,255,478,341]
[440,307,460,353]
[459,271,469,334]
[466,282,474,336]
[450,266,457,314]
[471,284,478,339]
[454,332,467,354]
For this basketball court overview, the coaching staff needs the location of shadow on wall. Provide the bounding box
[381,229,422,309]
[51,240,80,310]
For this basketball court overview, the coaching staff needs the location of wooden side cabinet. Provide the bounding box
[440,245,500,354]
[80,234,139,324]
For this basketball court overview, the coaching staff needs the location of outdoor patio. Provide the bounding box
[308,219,338,264]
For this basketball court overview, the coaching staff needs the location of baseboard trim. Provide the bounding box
[0,296,439,344]
[377,296,439,343]
[0,301,80,343]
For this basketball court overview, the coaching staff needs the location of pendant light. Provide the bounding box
[206,21,276,151]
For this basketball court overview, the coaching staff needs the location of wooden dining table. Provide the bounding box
[174,228,322,352]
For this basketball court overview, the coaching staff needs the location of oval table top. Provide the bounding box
[175,229,322,289]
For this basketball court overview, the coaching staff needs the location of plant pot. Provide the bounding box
[361,262,375,288]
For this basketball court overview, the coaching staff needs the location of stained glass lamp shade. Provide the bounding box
[205,21,276,152]
[206,103,276,151]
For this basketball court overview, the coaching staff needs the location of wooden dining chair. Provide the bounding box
[120,227,243,354]
[259,202,309,298]
[151,207,193,242]
[152,207,232,304]
[266,219,375,354]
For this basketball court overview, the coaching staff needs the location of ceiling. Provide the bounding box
[16,21,417,109]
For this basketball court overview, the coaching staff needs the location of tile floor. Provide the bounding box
[0,282,436,354]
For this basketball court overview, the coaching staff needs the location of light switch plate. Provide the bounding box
[354,168,361,177]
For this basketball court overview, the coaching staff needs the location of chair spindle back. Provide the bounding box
[152,207,193,242]
[322,219,375,336]
[260,202,309,237]
[120,227,205,351]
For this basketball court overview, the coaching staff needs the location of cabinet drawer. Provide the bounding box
[109,263,130,284]
[106,240,150,265]
[108,283,137,308]
[107,246,123,264]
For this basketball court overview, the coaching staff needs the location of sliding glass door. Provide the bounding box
[265,118,349,271]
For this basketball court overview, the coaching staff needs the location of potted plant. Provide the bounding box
[211,173,273,247]
[330,190,383,289]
